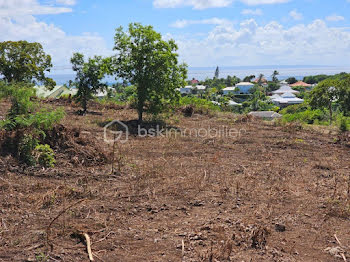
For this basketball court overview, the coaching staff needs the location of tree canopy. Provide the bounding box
[0,41,55,88]
[112,23,187,122]
[70,53,109,113]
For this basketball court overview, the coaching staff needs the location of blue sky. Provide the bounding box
[1,0,350,71]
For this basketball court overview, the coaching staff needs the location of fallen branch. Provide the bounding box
[334,234,347,262]
[83,233,94,261]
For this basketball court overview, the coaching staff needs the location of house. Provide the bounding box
[272,85,299,95]
[248,111,282,120]
[270,92,304,107]
[253,77,267,84]
[179,86,193,95]
[222,86,236,95]
[34,85,77,99]
[179,85,206,95]
[190,78,199,85]
[290,81,311,88]
[235,82,255,93]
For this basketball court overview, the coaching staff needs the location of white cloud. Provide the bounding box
[241,0,290,5]
[153,0,290,9]
[171,19,350,66]
[0,0,72,16]
[56,0,77,5]
[241,8,263,15]
[289,9,303,20]
[326,14,345,22]
[0,0,110,70]
[153,0,233,9]
[171,18,232,28]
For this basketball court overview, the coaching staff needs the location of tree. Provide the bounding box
[113,23,187,122]
[0,41,55,88]
[310,79,339,124]
[257,74,264,86]
[214,66,219,79]
[243,75,255,82]
[286,77,297,84]
[271,70,279,82]
[70,53,108,114]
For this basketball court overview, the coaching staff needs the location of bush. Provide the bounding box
[339,117,349,132]
[282,109,327,125]
[18,134,38,166]
[34,144,56,168]
[179,96,220,114]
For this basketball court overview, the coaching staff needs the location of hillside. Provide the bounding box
[1,100,350,262]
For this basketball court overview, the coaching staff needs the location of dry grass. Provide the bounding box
[0,100,350,261]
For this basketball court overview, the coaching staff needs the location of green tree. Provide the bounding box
[113,23,187,122]
[243,75,255,82]
[257,74,264,86]
[214,66,219,79]
[70,53,109,114]
[310,79,339,123]
[0,41,55,88]
[271,70,279,82]
[286,77,297,84]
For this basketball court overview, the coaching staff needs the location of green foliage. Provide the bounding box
[214,66,219,79]
[303,74,329,84]
[282,108,327,125]
[0,41,55,88]
[70,53,109,113]
[18,134,38,166]
[179,96,219,114]
[339,116,349,132]
[243,75,255,82]
[113,23,187,122]
[271,70,279,82]
[285,77,297,84]
[34,144,56,168]
[267,82,280,92]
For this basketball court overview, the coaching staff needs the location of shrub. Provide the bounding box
[179,96,219,114]
[339,117,349,132]
[18,134,38,166]
[34,144,56,168]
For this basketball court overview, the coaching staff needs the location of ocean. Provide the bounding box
[49,65,350,85]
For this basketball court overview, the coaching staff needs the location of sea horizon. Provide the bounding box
[48,65,350,85]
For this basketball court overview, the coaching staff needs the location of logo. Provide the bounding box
[104,120,129,143]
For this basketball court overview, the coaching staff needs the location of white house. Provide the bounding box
[179,86,193,95]
[272,85,299,95]
[270,92,304,106]
[235,82,255,93]
[222,86,236,95]
[34,85,77,99]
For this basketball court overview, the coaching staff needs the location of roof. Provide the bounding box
[223,86,236,91]
[228,100,240,106]
[196,85,206,90]
[253,77,267,83]
[34,85,76,98]
[281,92,297,98]
[248,111,282,119]
[270,93,304,104]
[236,82,255,86]
[290,81,311,87]
[272,85,299,94]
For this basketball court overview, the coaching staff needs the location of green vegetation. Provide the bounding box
[0,41,55,88]
[179,96,219,114]
[34,144,56,168]
[112,23,187,122]
[0,82,63,166]
[70,52,109,114]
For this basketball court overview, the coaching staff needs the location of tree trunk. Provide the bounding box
[329,101,333,124]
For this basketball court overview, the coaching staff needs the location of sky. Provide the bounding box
[1,0,350,73]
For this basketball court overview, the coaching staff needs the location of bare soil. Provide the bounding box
[1,100,350,262]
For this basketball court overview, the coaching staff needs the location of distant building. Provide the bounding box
[248,111,282,120]
[179,86,193,95]
[34,85,77,99]
[253,77,267,84]
[270,92,304,107]
[235,82,255,93]
[272,85,299,95]
[222,86,236,95]
[179,85,206,95]
[290,81,311,88]
[190,78,199,85]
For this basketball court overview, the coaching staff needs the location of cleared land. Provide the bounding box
[0,100,350,262]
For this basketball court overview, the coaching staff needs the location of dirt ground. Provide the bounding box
[1,100,350,262]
